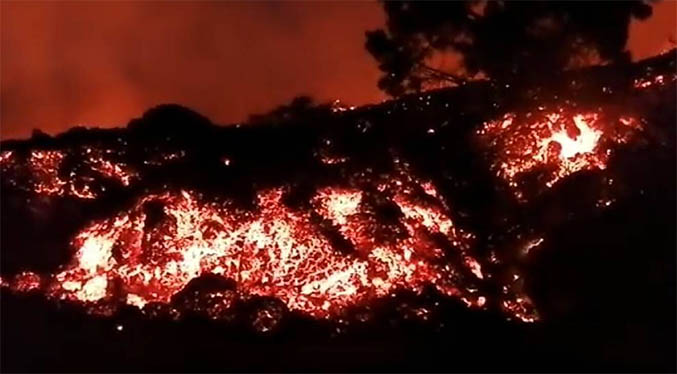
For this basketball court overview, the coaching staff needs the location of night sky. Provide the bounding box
[2,1,675,140]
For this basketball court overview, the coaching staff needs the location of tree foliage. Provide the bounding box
[366,1,654,95]
[248,96,317,126]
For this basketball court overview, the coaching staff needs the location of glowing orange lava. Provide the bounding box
[2,66,673,330]
[84,148,136,186]
[1,149,137,199]
[477,108,643,199]
[2,166,536,323]
[633,74,675,89]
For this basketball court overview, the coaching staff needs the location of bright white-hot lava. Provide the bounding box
[477,108,643,198]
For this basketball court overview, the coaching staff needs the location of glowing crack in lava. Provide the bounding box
[476,108,642,199]
[2,169,536,324]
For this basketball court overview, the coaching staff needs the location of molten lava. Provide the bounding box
[477,108,642,199]
[6,165,531,323]
[3,62,670,331]
[0,108,649,328]
[633,74,675,89]
[0,147,136,199]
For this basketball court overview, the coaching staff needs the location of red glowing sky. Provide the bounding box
[1,1,675,140]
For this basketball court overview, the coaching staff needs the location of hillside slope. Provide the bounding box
[1,51,675,372]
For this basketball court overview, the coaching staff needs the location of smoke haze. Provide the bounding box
[1,1,674,139]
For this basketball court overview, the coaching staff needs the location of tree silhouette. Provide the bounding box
[248,96,318,126]
[366,1,654,96]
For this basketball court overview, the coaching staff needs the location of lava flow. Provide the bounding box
[0,147,136,199]
[3,164,537,324]
[2,54,673,333]
[476,108,643,200]
[0,107,652,329]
